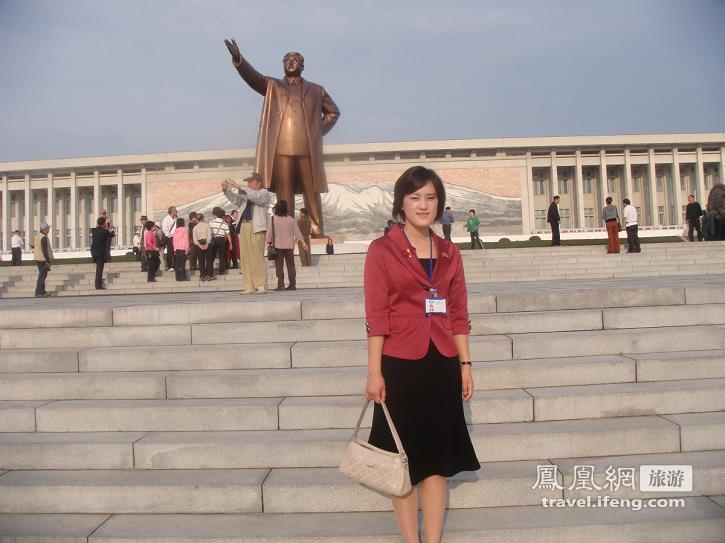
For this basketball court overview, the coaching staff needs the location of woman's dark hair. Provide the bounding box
[605,196,613,205]
[176,218,185,228]
[623,198,631,205]
[96,217,106,227]
[145,221,155,230]
[212,206,225,219]
[273,200,289,216]
[391,166,446,222]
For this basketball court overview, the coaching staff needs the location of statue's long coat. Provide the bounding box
[235,57,340,194]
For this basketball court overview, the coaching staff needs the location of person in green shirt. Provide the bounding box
[466,209,482,249]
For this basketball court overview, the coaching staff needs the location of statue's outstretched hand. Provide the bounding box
[224,38,241,64]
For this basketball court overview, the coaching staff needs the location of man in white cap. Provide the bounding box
[34,222,53,297]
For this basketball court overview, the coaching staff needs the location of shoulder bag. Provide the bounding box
[339,400,412,497]
[267,216,278,261]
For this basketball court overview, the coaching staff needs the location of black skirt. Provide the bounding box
[368,341,481,486]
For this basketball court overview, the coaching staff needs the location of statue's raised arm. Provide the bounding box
[223,38,267,95]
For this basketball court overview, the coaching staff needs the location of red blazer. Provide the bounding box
[364,224,470,359]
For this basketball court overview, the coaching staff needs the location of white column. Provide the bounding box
[1,176,9,252]
[117,169,124,247]
[93,170,101,221]
[623,149,633,199]
[24,174,32,240]
[48,172,59,249]
[70,172,78,250]
[695,146,706,202]
[672,149,683,226]
[647,148,659,227]
[522,152,534,234]
[549,151,559,197]
[598,149,607,224]
[574,150,584,229]
[140,168,148,216]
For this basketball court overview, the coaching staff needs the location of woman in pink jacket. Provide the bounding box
[172,218,190,281]
[266,200,307,291]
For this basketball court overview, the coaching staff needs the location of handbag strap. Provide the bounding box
[351,400,407,457]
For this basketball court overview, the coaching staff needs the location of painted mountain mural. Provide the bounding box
[159,182,522,240]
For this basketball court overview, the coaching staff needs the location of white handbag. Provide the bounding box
[339,400,412,497]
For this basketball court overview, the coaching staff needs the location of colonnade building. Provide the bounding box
[1,132,724,251]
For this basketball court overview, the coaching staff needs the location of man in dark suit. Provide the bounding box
[685,194,704,242]
[90,216,115,290]
[547,195,561,246]
[223,40,340,236]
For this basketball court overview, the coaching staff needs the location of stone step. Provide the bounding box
[0,324,190,350]
[511,325,725,359]
[291,335,513,367]
[0,401,48,431]
[129,416,681,470]
[0,514,110,542]
[496,286,685,312]
[0,432,145,469]
[4,288,720,333]
[0,469,267,514]
[264,461,556,513]
[191,318,366,345]
[527,378,725,421]
[0,307,112,329]
[265,447,725,513]
[78,343,293,372]
[34,398,281,432]
[278,390,533,429]
[0,348,79,373]
[603,304,725,329]
[110,300,301,326]
[165,367,367,399]
[633,350,725,381]
[3,496,723,542]
[662,412,725,451]
[0,372,170,401]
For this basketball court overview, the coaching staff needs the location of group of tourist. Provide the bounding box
[132,173,323,292]
[546,184,725,253]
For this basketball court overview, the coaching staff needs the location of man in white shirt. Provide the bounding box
[161,206,178,271]
[622,199,640,253]
[11,230,24,266]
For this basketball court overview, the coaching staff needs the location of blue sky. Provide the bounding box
[1,0,723,162]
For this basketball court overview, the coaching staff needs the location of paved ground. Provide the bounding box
[1,273,724,311]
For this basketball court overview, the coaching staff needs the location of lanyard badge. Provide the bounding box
[426,287,447,314]
[402,229,448,316]
[424,234,446,315]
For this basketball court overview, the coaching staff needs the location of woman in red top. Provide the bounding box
[365,166,480,543]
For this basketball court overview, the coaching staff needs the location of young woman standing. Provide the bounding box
[364,166,480,543]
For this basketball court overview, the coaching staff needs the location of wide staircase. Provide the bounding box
[1,246,725,540]
[2,241,725,297]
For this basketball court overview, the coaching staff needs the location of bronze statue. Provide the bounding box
[224,39,340,236]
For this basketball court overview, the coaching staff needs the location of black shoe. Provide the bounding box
[285,285,296,290]
[147,278,157,282]
[274,286,285,291]
[95,286,106,290]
